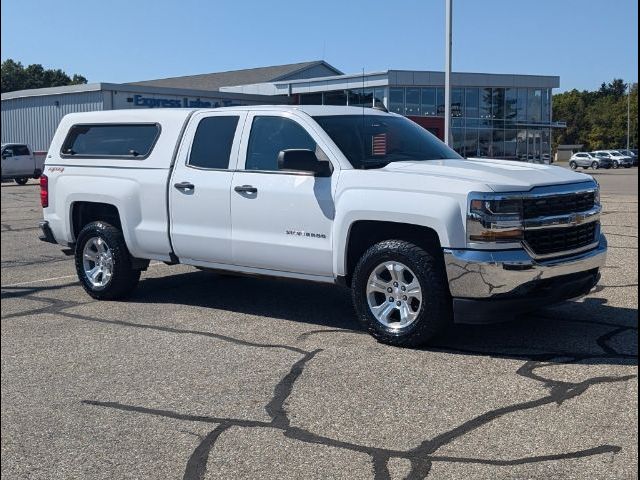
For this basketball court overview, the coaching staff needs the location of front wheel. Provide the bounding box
[75,221,140,300]
[613,161,620,169]
[352,240,452,347]
[569,161,578,170]
[591,161,599,170]
[14,178,28,185]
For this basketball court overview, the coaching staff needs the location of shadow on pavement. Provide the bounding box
[125,270,637,366]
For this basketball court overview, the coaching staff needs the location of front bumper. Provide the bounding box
[443,235,607,323]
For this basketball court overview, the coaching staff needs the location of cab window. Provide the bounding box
[245,116,316,171]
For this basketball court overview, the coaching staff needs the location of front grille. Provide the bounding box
[524,223,598,256]
[523,191,595,219]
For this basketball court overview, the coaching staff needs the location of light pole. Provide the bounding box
[444,0,452,146]
[627,82,631,151]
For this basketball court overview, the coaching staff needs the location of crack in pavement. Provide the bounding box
[3,270,638,479]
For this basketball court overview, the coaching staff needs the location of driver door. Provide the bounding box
[230,112,338,278]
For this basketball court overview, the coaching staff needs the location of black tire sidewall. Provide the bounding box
[352,240,452,347]
[74,221,140,300]
[14,178,28,185]
[591,162,599,169]
[569,161,577,169]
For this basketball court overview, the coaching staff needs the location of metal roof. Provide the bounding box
[126,60,343,91]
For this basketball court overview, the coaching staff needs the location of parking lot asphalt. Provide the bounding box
[1,168,638,480]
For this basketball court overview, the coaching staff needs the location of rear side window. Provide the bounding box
[61,124,160,158]
[188,116,239,169]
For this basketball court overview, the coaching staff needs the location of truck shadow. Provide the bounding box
[131,270,637,366]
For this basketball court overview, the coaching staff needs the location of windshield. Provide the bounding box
[313,114,461,169]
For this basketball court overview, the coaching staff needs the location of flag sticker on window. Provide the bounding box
[372,133,387,156]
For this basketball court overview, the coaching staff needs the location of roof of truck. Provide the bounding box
[62,105,394,122]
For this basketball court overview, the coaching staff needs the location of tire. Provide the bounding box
[569,161,578,170]
[613,161,619,169]
[624,164,631,168]
[75,221,140,300]
[14,178,28,185]
[591,161,599,170]
[352,240,452,348]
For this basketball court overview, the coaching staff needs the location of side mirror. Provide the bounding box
[277,149,332,177]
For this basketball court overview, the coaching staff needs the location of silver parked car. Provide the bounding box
[569,152,611,170]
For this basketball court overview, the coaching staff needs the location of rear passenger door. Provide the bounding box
[11,145,34,176]
[169,111,247,264]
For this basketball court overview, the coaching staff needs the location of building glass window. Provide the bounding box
[541,89,551,123]
[541,128,551,162]
[389,88,405,114]
[517,129,527,160]
[492,128,505,158]
[478,128,492,157]
[464,128,478,157]
[516,88,528,122]
[464,88,479,120]
[300,92,323,105]
[479,88,493,124]
[405,88,421,116]
[374,87,386,108]
[436,88,445,116]
[504,129,517,159]
[452,128,464,156]
[324,90,348,106]
[451,88,464,117]
[493,88,505,120]
[528,89,542,123]
[348,88,374,107]
[421,88,436,116]
[505,88,517,124]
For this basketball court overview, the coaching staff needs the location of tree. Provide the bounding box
[1,59,87,93]
[553,79,638,151]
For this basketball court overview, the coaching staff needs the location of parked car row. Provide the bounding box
[569,149,637,170]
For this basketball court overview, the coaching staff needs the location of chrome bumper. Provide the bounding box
[443,234,607,299]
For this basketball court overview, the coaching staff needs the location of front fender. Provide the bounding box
[333,189,466,277]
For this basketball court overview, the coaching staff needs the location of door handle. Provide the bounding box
[234,185,258,194]
[174,181,195,191]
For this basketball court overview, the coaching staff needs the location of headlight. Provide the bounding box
[467,193,523,243]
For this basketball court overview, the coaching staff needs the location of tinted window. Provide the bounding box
[62,124,160,157]
[245,116,316,171]
[13,145,30,156]
[188,116,239,169]
[313,114,461,169]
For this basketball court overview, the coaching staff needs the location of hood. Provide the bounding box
[381,158,594,192]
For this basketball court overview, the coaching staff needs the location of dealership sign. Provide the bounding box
[126,94,238,109]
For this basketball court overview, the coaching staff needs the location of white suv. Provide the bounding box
[592,150,633,169]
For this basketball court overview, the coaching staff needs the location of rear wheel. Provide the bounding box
[569,161,578,170]
[352,240,452,347]
[75,221,140,300]
[14,178,28,185]
[591,161,599,170]
[613,160,620,169]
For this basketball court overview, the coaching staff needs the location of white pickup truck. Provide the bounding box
[1,143,43,185]
[39,106,606,347]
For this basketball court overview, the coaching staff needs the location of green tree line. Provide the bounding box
[1,59,87,94]
[553,79,638,151]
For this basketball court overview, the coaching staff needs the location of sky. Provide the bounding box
[1,0,637,92]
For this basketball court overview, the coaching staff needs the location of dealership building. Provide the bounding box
[1,60,562,161]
